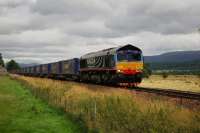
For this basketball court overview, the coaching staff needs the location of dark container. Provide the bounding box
[36,65,40,74]
[41,64,48,74]
[48,64,51,74]
[60,58,80,75]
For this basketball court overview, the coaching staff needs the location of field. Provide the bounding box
[140,75,200,92]
[12,75,200,133]
[0,76,84,133]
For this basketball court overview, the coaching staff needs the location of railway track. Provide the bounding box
[132,87,200,101]
[13,74,200,101]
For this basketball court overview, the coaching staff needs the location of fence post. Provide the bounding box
[94,100,97,121]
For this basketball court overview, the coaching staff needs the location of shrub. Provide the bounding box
[142,63,152,78]
[162,72,169,79]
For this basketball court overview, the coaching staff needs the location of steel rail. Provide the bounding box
[132,87,200,101]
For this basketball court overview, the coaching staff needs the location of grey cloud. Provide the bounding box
[111,32,200,55]
[0,0,34,8]
[31,0,111,21]
[0,0,200,63]
[105,0,200,35]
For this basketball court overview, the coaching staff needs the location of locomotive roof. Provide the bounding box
[81,44,142,59]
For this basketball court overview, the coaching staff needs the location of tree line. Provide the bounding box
[0,53,20,72]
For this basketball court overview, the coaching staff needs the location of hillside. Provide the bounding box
[144,50,200,63]
[144,50,200,74]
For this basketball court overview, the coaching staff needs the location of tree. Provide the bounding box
[6,60,20,72]
[142,63,152,78]
[0,53,5,67]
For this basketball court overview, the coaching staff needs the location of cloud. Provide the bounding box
[110,32,200,55]
[105,0,200,35]
[31,0,111,21]
[0,0,34,8]
[0,0,200,63]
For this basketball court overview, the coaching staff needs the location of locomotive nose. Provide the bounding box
[116,62,143,75]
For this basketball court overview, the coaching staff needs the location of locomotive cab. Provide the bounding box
[115,45,143,84]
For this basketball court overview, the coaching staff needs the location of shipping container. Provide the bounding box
[30,67,34,74]
[36,65,40,74]
[50,62,59,74]
[41,64,48,74]
[60,58,80,75]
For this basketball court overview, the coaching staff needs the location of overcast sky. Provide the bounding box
[0,0,200,63]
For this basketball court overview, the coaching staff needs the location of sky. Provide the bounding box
[0,0,200,64]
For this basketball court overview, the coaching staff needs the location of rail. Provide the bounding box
[132,87,200,101]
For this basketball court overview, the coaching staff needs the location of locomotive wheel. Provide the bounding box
[101,73,109,84]
[96,74,102,84]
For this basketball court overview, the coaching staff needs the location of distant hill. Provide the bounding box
[19,63,39,68]
[144,50,200,63]
[144,50,200,74]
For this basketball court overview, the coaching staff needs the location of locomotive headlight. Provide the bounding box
[117,69,121,73]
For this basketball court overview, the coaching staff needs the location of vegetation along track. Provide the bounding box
[133,87,200,101]
[53,77,200,102]
[15,74,200,102]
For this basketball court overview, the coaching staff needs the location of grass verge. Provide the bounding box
[0,76,85,133]
[15,75,200,133]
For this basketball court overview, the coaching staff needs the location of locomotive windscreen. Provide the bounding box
[117,50,142,61]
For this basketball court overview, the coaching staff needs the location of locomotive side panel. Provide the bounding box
[80,55,115,70]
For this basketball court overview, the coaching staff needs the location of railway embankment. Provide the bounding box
[12,75,200,133]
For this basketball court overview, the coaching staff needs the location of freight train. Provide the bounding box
[19,44,144,86]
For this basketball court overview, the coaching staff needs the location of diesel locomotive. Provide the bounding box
[19,44,144,86]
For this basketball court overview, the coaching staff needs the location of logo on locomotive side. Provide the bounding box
[87,58,96,67]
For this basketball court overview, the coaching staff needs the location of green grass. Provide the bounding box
[17,76,200,133]
[0,76,85,133]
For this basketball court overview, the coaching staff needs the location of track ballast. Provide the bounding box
[132,87,200,101]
